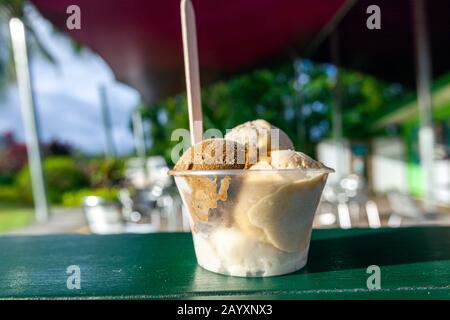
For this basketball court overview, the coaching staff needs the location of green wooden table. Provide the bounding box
[0,227,449,299]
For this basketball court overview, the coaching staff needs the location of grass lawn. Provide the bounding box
[0,204,34,233]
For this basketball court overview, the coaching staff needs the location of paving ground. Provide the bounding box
[4,207,89,236]
[3,207,190,236]
[3,198,450,236]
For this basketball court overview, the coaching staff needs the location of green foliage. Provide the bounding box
[16,156,89,204]
[0,0,26,16]
[4,156,125,206]
[61,187,119,207]
[0,185,21,203]
[0,0,57,98]
[140,60,406,163]
[139,96,189,162]
[85,158,125,188]
[0,174,14,186]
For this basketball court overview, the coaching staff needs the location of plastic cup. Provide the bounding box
[169,167,333,277]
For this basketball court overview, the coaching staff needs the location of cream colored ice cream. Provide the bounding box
[236,173,327,252]
[232,149,328,253]
[171,121,333,277]
[271,150,326,169]
[246,149,327,170]
[225,119,294,165]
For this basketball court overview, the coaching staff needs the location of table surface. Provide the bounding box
[0,227,449,299]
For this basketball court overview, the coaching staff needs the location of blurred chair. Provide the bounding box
[316,174,382,229]
[82,196,124,234]
[365,200,381,228]
[146,156,172,188]
[118,188,161,232]
[387,192,425,227]
[124,156,172,189]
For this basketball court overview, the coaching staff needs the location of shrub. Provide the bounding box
[44,139,73,156]
[0,143,28,175]
[0,132,73,178]
[61,187,119,207]
[85,158,125,188]
[16,156,89,204]
[0,174,14,186]
[0,185,22,204]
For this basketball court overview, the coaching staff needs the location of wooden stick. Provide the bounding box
[181,0,203,145]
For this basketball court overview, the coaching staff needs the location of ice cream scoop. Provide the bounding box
[249,149,327,170]
[174,138,247,170]
[245,173,327,252]
[233,149,329,252]
[225,119,294,165]
[173,138,246,225]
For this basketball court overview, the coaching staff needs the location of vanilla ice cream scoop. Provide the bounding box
[233,149,330,253]
[270,150,326,169]
[248,150,326,170]
[246,174,327,252]
[225,119,294,165]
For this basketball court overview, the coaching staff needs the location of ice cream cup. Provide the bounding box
[169,167,333,277]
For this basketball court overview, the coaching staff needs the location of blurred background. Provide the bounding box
[0,0,449,235]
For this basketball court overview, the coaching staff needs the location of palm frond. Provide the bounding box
[0,0,59,95]
[23,19,57,66]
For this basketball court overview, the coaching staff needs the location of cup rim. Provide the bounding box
[168,167,334,176]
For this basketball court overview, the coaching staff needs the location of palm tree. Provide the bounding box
[0,0,57,222]
[0,0,56,99]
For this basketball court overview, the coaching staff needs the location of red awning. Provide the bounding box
[31,0,347,103]
[31,0,450,103]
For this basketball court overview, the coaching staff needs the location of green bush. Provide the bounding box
[0,174,15,186]
[0,185,22,204]
[86,158,125,188]
[16,156,89,204]
[61,187,119,207]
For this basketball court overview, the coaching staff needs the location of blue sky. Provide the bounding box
[0,7,140,155]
